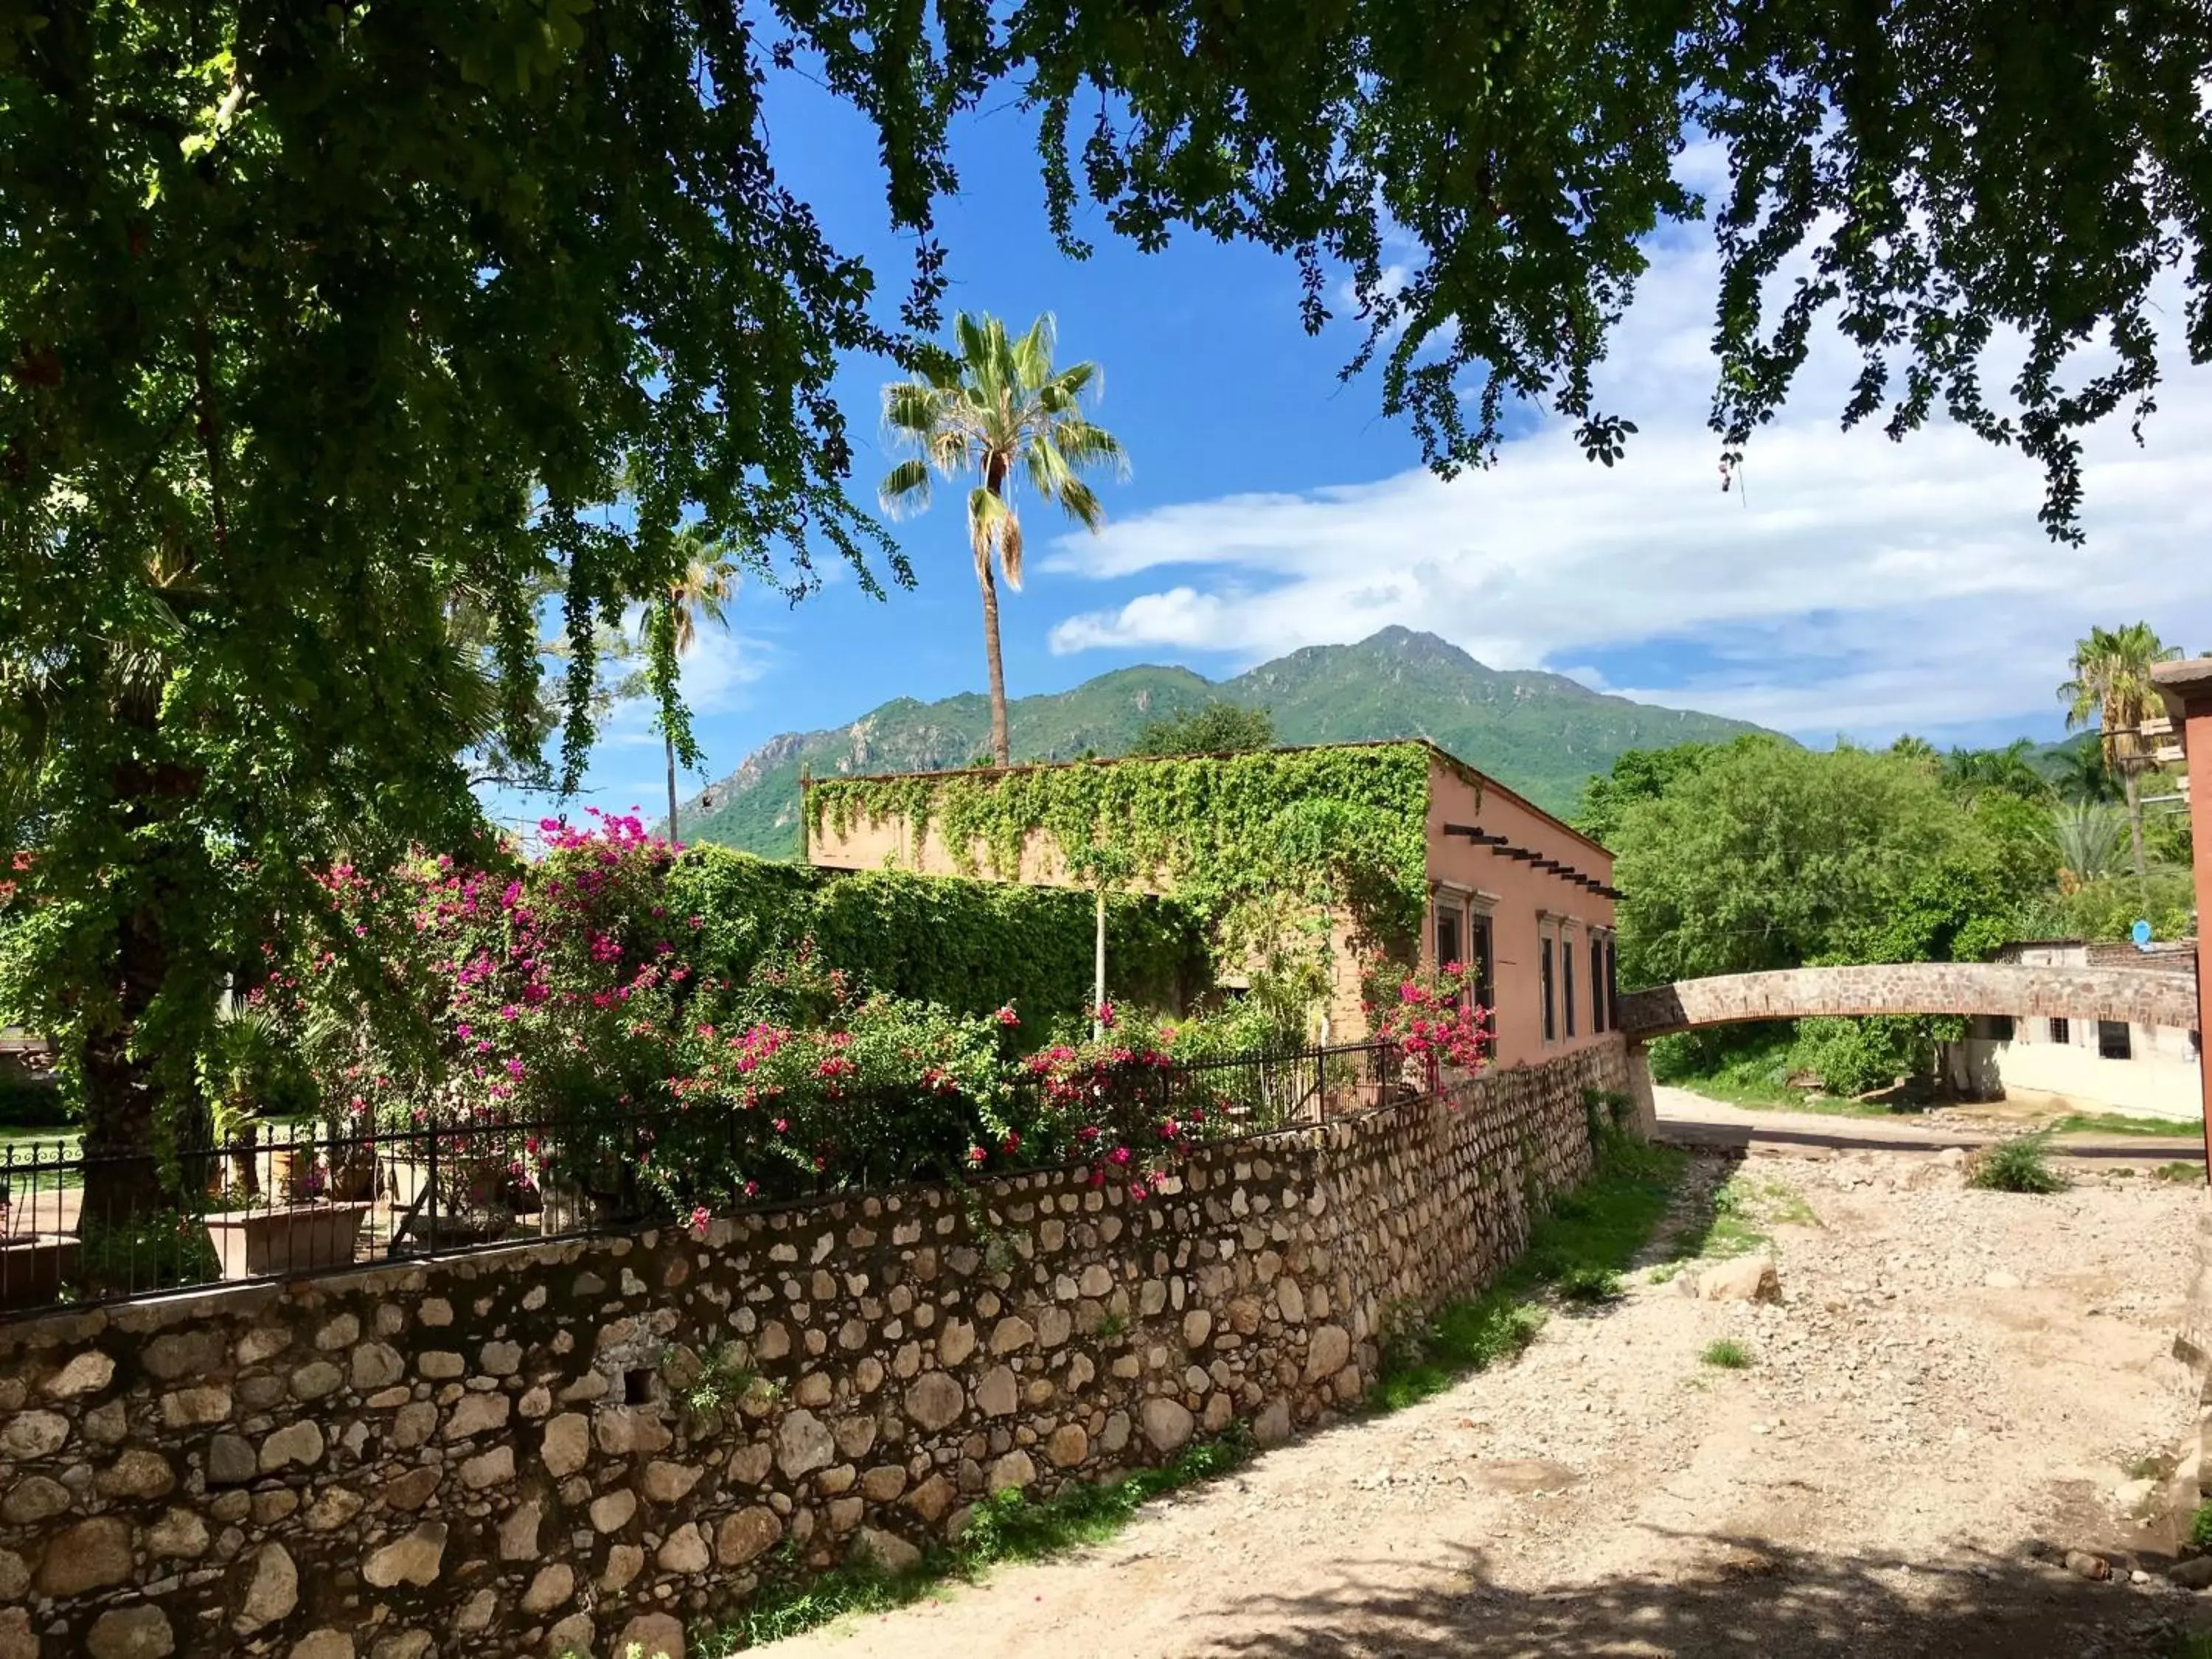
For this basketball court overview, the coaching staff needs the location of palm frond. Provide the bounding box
[1053,477,1105,534]
[879,457,933,518]
[1040,359,1098,409]
[1011,313,1058,394]
[1049,417,1130,480]
[1023,431,1076,504]
[882,379,945,441]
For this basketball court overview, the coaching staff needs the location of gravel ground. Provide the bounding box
[766,1134,2208,1659]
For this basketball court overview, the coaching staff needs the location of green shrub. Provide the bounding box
[69,1210,220,1298]
[1555,1265,1623,1304]
[0,1069,64,1128]
[2191,1501,2212,1549]
[1700,1338,1753,1369]
[1967,1133,2066,1194]
[1789,1015,1938,1096]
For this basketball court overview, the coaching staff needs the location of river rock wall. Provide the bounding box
[0,1042,1625,1659]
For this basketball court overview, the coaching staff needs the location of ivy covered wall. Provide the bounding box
[806,742,1436,947]
[666,846,1208,1019]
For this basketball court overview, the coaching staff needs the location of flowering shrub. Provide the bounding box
[1366,961,1491,1083]
[268,813,1346,1225]
[1014,1010,1209,1198]
[658,960,1014,1205]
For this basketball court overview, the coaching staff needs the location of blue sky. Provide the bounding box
[566,74,2212,819]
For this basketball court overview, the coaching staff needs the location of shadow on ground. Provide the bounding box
[1197,1534,2202,1659]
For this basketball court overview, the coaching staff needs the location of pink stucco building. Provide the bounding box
[805,741,1622,1070]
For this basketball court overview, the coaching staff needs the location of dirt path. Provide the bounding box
[768,1135,2207,1658]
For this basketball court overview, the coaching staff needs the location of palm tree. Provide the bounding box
[640,535,737,841]
[2050,734,2123,804]
[879,313,1128,766]
[2060,622,2181,880]
[1941,739,2049,803]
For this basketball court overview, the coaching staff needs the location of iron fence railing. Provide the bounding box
[0,1039,1427,1317]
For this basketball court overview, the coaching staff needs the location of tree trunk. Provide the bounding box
[2124,764,2147,880]
[77,699,209,1228]
[665,731,680,846]
[978,555,1011,767]
[78,903,174,1228]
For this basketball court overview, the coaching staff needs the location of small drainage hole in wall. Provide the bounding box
[624,1368,655,1404]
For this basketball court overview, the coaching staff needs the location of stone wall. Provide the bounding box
[0,1043,1625,1659]
[1617,961,2200,1039]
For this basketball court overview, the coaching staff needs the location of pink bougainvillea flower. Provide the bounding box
[967,1146,987,1166]
[689,1206,711,1239]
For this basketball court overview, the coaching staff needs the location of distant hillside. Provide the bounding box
[675,627,1776,856]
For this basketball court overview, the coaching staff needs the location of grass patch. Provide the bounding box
[2051,1111,2203,1140]
[2170,1635,2212,1659]
[2127,1450,2179,1485]
[1661,1168,1817,1266]
[1374,1133,1686,1411]
[2157,1161,2205,1184]
[708,1433,1256,1649]
[1700,1338,1753,1370]
[1966,1133,2067,1194]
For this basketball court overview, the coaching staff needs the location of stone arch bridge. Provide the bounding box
[1617,961,2199,1040]
[1613,960,2201,1135]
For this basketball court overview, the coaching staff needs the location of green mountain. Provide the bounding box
[675,627,1775,855]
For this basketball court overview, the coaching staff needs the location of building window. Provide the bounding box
[1540,933,1557,1044]
[2098,1020,2133,1060]
[1989,1015,2015,1042]
[2048,1017,2070,1046]
[1590,933,1607,1034]
[1471,911,1497,1058]
[1604,939,1619,1031]
[1435,903,1461,980]
[1562,929,1577,1038]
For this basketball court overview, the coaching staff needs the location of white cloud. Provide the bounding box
[1044,218,2212,741]
[675,625,771,716]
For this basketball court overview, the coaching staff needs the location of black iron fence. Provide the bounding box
[0,1039,1424,1317]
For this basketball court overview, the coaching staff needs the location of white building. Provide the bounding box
[1945,940,2202,1121]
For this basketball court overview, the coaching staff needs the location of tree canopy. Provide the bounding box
[1130,703,1277,758]
[1018,0,2212,540]
[1,2,937,1166]
[1599,738,2051,988]
[6,1,2208,1166]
